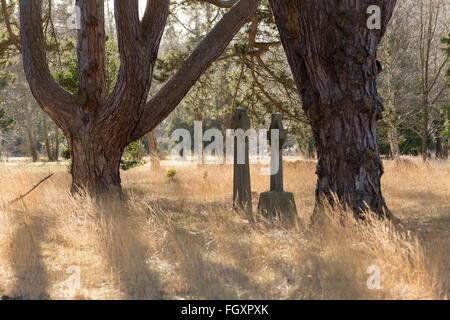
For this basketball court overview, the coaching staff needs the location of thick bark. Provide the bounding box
[69,129,123,195]
[20,0,260,194]
[269,0,396,219]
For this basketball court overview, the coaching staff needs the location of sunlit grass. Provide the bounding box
[0,157,448,299]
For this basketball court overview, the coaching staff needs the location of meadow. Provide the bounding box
[0,157,448,299]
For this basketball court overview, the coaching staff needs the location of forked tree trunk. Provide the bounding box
[68,126,125,194]
[435,135,443,159]
[269,0,397,219]
[20,0,261,195]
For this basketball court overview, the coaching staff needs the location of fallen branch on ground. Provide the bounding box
[8,173,54,205]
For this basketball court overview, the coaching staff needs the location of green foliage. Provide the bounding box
[53,38,120,95]
[120,140,146,171]
[166,169,177,180]
[120,158,145,171]
[59,135,71,160]
[154,49,189,83]
[53,54,79,94]
[441,105,450,142]
[0,107,15,131]
[105,39,120,94]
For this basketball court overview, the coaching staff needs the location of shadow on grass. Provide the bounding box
[9,214,50,299]
[95,201,166,299]
[167,226,266,299]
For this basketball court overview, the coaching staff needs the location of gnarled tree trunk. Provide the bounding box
[269,0,397,219]
[20,0,261,195]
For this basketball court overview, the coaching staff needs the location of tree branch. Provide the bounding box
[19,0,74,131]
[0,38,14,56]
[99,0,169,137]
[1,0,20,51]
[8,173,54,205]
[195,0,239,9]
[75,0,107,111]
[131,0,261,141]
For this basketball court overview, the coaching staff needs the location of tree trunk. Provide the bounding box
[312,108,390,218]
[435,135,446,159]
[68,128,125,195]
[421,96,429,161]
[388,127,400,159]
[269,0,396,219]
[147,130,160,170]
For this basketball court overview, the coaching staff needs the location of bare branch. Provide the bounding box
[8,173,54,205]
[131,0,261,141]
[195,0,239,9]
[0,38,14,56]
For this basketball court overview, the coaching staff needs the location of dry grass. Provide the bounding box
[0,158,448,300]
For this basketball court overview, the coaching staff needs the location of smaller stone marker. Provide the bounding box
[258,114,298,224]
[232,108,253,219]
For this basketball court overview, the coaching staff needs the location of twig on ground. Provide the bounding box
[8,173,54,205]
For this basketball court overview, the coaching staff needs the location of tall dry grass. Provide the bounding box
[0,158,448,299]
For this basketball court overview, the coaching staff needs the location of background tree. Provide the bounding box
[377,0,417,159]
[0,105,15,159]
[441,33,450,158]
[416,0,448,161]
[158,1,313,158]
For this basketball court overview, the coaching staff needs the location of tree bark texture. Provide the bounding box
[269,0,397,219]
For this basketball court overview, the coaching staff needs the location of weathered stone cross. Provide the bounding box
[232,108,252,219]
[258,113,298,224]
